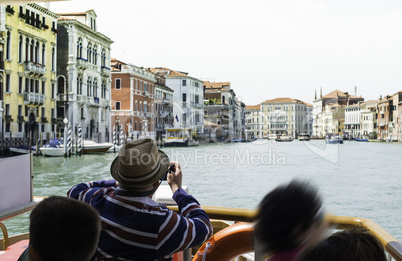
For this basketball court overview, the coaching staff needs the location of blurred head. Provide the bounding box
[29,196,101,261]
[255,179,324,253]
[299,229,387,261]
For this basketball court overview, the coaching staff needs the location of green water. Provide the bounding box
[3,140,402,242]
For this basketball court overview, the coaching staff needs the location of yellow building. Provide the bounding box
[2,4,58,140]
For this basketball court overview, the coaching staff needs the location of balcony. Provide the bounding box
[24,92,45,105]
[182,102,187,107]
[41,117,48,123]
[101,100,109,107]
[144,91,150,98]
[76,58,88,69]
[101,66,110,77]
[24,61,46,76]
[58,94,68,102]
[77,95,87,105]
[18,116,25,122]
[87,97,100,107]
[162,99,171,104]
[191,102,203,109]
[5,115,13,123]
[51,118,58,124]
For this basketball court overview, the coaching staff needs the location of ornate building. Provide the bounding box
[1,4,58,141]
[57,10,113,142]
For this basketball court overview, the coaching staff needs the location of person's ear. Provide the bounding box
[28,245,42,261]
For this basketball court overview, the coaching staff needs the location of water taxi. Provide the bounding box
[275,135,293,142]
[163,128,199,147]
[325,134,344,144]
[298,133,311,141]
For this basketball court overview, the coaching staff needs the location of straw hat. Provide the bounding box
[110,139,170,187]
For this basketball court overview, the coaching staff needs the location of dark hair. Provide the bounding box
[254,179,322,253]
[29,196,101,261]
[300,229,387,261]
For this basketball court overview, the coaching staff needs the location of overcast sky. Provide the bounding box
[45,0,402,105]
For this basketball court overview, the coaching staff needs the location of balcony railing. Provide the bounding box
[87,97,100,107]
[18,116,25,122]
[24,92,45,105]
[144,91,150,98]
[24,61,46,76]
[77,95,87,104]
[101,100,109,107]
[77,58,88,69]
[58,94,68,102]
[41,117,48,123]
[101,66,110,76]
[162,99,171,104]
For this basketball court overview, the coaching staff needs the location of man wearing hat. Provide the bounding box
[67,139,213,260]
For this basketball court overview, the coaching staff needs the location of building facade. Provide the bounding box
[377,95,393,141]
[203,81,234,139]
[391,91,402,141]
[360,100,378,139]
[2,4,58,141]
[149,68,204,135]
[245,105,262,138]
[111,59,156,140]
[260,98,312,138]
[313,89,364,138]
[57,10,113,142]
[153,72,174,141]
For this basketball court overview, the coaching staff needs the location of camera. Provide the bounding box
[163,164,175,181]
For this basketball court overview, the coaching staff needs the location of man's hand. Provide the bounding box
[167,161,182,194]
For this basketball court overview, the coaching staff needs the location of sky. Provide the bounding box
[42,0,402,106]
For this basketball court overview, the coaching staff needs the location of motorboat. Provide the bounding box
[267,134,278,140]
[275,135,293,142]
[298,133,311,141]
[9,145,40,156]
[353,138,368,142]
[326,135,344,144]
[81,140,113,154]
[39,139,64,157]
[163,128,199,147]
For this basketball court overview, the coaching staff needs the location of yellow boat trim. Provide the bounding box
[169,205,402,261]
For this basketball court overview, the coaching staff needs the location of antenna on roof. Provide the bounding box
[354,86,357,97]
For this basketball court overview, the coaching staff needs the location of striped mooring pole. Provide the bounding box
[113,125,116,152]
[67,124,72,157]
[78,124,82,156]
[120,129,123,145]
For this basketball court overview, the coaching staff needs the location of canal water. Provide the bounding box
[4,139,402,241]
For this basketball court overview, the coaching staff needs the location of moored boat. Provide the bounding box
[9,145,40,156]
[81,140,113,154]
[298,133,311,141]
[275,135,293,142]
[325,135,344,144]
[353,138,368,142]
[163,128,199,147]
[39,139,64,157]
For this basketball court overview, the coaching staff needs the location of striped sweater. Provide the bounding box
[67,180,213,261]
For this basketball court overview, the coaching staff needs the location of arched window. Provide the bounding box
[34,41,39,63]
[77,37,83,58]
[25,38,29,61]
[30,39,34,62]
[87,43,92,63]
[93,78,98,97]
[87,77,92,96]
[6,30,11,60]
[18,35,23,63]
[51,47,55,71]
[41,43,45,65]
[101,48,106,67]
[93,45,97,65]
[101,80,106,99]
